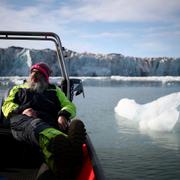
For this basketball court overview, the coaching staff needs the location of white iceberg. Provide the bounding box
[115,92,180,132]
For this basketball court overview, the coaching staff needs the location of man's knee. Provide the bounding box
[10,114,33,131]
[30,118,52,136]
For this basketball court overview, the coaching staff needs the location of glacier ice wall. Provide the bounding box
[0,47,179,76]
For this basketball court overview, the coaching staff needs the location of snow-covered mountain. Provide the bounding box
[0,46,179,76]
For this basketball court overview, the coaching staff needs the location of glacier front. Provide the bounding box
[0,46,179,76]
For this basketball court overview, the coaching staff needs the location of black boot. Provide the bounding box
[48,134,75,180]
[68,119,86,167]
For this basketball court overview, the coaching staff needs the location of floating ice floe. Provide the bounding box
[115,92,180,132]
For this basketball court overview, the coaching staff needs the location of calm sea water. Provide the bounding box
[0,80,180,180]
[73,82,180,180]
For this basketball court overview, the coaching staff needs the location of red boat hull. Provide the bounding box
[77,144,96,180]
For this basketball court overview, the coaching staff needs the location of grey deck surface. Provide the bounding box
[0,168,38,180]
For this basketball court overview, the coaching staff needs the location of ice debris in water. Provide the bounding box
[114,92,180,132]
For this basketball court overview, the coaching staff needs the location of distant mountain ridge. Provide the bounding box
[0,46,179,76]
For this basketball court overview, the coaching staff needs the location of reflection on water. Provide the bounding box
[141,130,180,150]
[115,114,180,151]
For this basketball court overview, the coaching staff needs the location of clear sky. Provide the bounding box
[0,0,180,58]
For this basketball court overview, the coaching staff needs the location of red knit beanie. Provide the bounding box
[30,62,52,82]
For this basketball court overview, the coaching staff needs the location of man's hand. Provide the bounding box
[57,116,69,130]
[22,108,37,118]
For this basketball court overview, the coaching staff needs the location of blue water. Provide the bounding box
[74,83,180,180]
[1,81,180,180]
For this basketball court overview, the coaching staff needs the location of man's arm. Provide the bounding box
[2,86,20,118]
[55,86,76,130]
[56,86,76,120]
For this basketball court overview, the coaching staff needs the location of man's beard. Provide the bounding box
[28,77,48,93]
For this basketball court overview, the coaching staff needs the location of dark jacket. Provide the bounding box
[2,83,76,121]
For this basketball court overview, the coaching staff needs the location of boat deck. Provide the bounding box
[0,128,43,180]
[0,168,38,180]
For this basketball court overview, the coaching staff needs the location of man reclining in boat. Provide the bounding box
[2,62,86,179]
